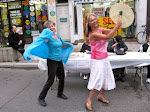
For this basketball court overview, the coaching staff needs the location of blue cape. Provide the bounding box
[23,28,74,63]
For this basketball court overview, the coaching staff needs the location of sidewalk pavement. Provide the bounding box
[0,57,39,68]
[0,67,150,112]
[0,42,150,112]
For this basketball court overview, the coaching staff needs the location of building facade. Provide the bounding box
[0,0,148,44]
[0,0,48,43]
[50,0,148,43]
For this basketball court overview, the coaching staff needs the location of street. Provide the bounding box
[0,68,150,112]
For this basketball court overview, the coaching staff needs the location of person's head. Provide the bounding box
[44,20,56,33]
[115,35,124,48]
[115,35,122,43]
[12,26,17,33]
[85,13,98,37]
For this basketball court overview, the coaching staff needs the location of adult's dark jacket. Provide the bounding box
[142,43,149,52]
[107,38,128,52]
[8,31,20,47]
[80,43,91,53]
[142,43,150,78]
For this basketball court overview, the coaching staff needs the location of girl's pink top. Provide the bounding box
[90,28,108,59]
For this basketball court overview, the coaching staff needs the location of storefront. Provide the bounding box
[73,0,135,40]
[0,0,148,44]
[0,0,48,43]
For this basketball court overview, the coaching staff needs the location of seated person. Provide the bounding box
[80,39,91,80]
[80,40,91,54]
[8,26,25,55]
[140,35,150,83]
[107,35,128,82]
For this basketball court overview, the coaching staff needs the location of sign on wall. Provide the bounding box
[0,0,15,2]
[10,10,21,18]
[98,17,122,36]
[60,18,67,22]
[8,1,21,9]
[30,0,46,3]
[74,0,118,3]
[93,8,105,17]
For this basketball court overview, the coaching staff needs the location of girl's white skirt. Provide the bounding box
[87,58,116,91]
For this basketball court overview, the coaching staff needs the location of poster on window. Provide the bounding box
[93,8,105,17]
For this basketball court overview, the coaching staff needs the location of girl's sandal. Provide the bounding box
[85,100,93,111]
[97,96,109,104]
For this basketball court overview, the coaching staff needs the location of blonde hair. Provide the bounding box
[84,13,98,38]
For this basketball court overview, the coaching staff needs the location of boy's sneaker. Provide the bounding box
[38,98,47,106]
[83,75,88,80]
[146,78,150,83]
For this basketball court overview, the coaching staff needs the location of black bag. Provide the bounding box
[116,50,126,55]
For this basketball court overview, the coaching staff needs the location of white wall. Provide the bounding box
[68,0,75,43]
[135,0,147,36]
[76,4,84,41]
[68,1,84,43]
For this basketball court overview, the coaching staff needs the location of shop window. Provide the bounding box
[74,5,78,34]
[8,1,22,35]
[22,0,48,36]
[82,0,134,37]
[0,3,9,38]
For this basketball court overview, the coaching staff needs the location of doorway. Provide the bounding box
[56,4,70,41]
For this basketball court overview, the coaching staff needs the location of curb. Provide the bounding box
[14,63,38,68]
[0,62,38,68]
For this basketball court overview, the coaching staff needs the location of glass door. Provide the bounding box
[8,1,23,35]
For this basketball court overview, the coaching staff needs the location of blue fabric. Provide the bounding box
[60,37,74,63]
[23,28,74,63]
[61,45,74,63]
[23,28,53,62]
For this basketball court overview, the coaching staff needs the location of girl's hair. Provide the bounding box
[84,13,98,39]
[44,20,55,28]
[84,13,98,44]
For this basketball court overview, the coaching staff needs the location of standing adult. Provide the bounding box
[38,20,72,106]
[8,26,25,55]
[126,11,136,39]
[84,13,122,111]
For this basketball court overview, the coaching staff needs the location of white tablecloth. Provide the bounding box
[38,52,150,89]
[64,52,150,73]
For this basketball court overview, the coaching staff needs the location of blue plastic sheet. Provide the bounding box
[23,28,74,63]
[60,37,74,63]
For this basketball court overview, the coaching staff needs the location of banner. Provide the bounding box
[98,17,122,37]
